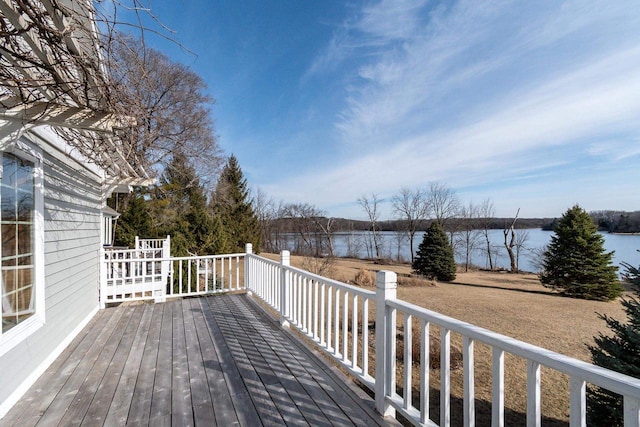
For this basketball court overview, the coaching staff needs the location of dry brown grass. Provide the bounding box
[260,253,629,425]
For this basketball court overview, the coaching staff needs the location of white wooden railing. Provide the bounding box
[101,237,171,306]
[98,241,640,425]
[245,248,640,427]
[100,236,244,306]
[246,248,376,388]
[135,235,170,251]
[166,253,244,298]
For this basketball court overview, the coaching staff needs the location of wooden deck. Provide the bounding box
[1,294,397,426]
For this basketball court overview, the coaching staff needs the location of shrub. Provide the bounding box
[353,269,375,287]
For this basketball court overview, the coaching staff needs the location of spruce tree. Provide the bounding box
[158,153,223,255]
[587,255,640,426]
[540,205,621,301]
[113,191,154,247]
[213,155,261,252]
[412,221,456,281]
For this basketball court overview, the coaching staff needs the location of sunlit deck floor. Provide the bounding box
[1,294,397,426]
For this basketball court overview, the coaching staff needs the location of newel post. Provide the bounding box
[375,270,397,418]
[155,235,170,304]
[624,396,640,427]
[245,243,253,295]
[280,250,290,328]
[99,247,107,309]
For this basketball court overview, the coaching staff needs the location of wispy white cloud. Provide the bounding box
[303,0,432,80]
[303,25,353,79]
[280,0,640,217]
[355,0,430,42]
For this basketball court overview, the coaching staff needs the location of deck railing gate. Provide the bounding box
[100,236,245,307]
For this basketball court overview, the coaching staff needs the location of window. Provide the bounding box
[0,146,43,355]
[1,153,35,332]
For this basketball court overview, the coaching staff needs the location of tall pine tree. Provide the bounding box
[587,254,640,426]
[213,155,261,252]
[540,205,621,301]
[412,221,456,282]
[157,152,223,255]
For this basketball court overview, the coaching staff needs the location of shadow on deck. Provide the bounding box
[1,294,397,426]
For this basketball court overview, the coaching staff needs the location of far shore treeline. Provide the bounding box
[269,211,640,234]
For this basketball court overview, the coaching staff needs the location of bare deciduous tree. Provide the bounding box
[110,37,222,186]
[357,193,382,259]
[393,231,407,262]
[504,208,520,272]
[456,202,482,272]
[1,2,121,178]
[280,202,335,276]
[478,198,496,270]
[427,182,460,241]
[253,187,280,252]
[392,186,429,263]
[0,1,220,185]
[344,221,364,258]
[528,244,548,273]
[515,229,529,270]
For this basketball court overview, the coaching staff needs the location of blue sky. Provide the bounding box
[130,0,640,220]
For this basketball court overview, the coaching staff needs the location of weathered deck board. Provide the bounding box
[32,305,130,427]
[199,297,264,427]
[206,296,336,426]
[190,298,240,426]
[81,304,146,425]
[1,294,398,427]
[126,302,163,425]
[0,309,111,427]
[103,303,155,425]
[182,299,216,426]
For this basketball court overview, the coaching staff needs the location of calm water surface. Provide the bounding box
[330,229,640,273]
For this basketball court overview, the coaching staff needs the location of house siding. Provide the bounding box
[0,133,104,412]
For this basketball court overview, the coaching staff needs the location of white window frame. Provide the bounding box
[0,141,45,357]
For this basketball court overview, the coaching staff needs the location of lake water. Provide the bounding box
[329,229,640,274]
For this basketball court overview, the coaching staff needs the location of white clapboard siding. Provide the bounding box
[0,132,104,411]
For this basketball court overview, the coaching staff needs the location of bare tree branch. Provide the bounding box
[0,0,216,181]
[358,193,382,259]
[392,186,429,263]
[503,208,520,272]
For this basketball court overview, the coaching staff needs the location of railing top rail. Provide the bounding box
[104,247,161,253]
[104,248,162,256]
[247,253,279,267]
[104,252,245,262]
[284,264,375,298]
[387,298,640,398]
[168,253,245,261]
[250,253,376,298]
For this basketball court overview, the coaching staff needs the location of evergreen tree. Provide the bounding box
[540,205,621,301]
[186,183,226,255]
[112,152,229,255]
[412,221,456,281]
[157,153,223,255]
[214,155,261,252]
[113,191,154,247]
[587,254,640,426]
